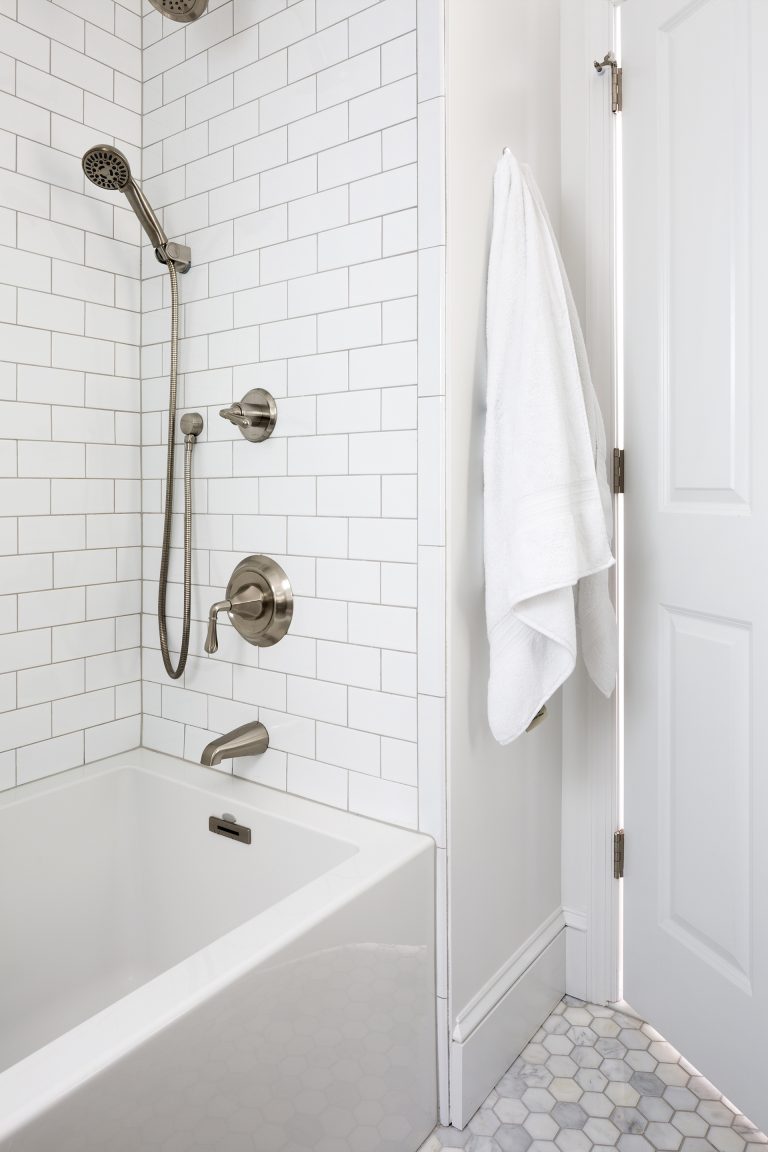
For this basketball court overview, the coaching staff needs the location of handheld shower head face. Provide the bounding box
[147,0,208,20]
[82,145,131,191]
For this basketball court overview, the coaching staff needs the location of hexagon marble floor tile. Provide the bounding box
[421,997,766,1152]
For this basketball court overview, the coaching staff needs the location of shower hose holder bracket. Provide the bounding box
[155,241,192,273]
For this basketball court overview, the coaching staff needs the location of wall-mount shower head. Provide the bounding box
[82,143,169,255]
[147,0,208,21]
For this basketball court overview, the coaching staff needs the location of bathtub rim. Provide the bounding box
[0,748,434,1141]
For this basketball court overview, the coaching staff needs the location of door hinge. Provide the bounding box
[594,53,623,114]
[613,829,625,880]
[613,448,625,494]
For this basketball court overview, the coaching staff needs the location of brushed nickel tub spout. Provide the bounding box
[201,722,269,767]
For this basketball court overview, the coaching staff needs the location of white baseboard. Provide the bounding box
[564,907,588,1002]
[449,909,566,1129]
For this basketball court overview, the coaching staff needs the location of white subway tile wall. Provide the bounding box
[0,0,143,790]
[140,0,447,853]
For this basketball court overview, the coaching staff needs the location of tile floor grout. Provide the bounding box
[424,997,767,1152]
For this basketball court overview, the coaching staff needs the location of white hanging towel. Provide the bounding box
[485,149,617,744]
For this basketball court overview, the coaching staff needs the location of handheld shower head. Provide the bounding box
[147,0,208,20]
[82,145,130,191]
[82,143,170,256]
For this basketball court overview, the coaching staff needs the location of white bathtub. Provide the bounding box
[0,749,436,1151]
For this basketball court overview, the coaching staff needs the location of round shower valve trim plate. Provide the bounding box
[219,389,278,443]
[204,556,293,655]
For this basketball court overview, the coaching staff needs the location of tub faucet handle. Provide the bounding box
[205,599,231,654]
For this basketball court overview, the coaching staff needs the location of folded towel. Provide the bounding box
[485,149,617,744]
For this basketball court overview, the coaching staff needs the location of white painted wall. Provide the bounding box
[0,0,143,790]
[444,0,565,1124]
[559,0,620,1006]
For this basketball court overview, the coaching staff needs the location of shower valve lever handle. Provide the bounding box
[219,390,278,443]
[205,600,231,655]
[219,404,250,429]
[204,585,268,654]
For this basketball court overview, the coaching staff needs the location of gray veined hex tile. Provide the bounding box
[496,1071,530,1101]
[550,1079,583,1104]
[663,1086,699,1111]
[519,1064,555,1089]
[554,1131,591,1152]
[596,1038,628,1061]
[592,1018,621,1038]
[612,1107,648,1135]
[619,1028,652,1051]
[637,1096,674,1123]
[629,1071,666,1098]
[544,1016,572,1036]
[465,1137,503,1152]
[524,1115,558,1142]
[655,1062,691,1088]
[606,1081,640,1107]
[434,1126,469,1148]
[546,1056,578,1079]
[586,1002,615,1018]
[431,997,767,1152]
[614,1011,644,1029]
[579,1093,615,1119]
[672,1111,709,1138]
[697,1100,738,1126]
[522,1088,556,1113]
[584,1117,621,1145]
[709,1127,748,1152]
[618,1137,654,1152]
[626,1050,658,1073]
[649,1041,681,1064]
[469,1109,501,1137]
[601,1058,635,1083]
[494,1123,532,1152]
[551,1103,588,1131]
[688,1077,721,1101]
[572,1046,603,1070]
[575,1068,608,1094]
[494,1099,529,1126]
[734,1120,768,1144]
[564,1007,594,1027]
[644,1121,685,1150]
[568,1027,598,1048]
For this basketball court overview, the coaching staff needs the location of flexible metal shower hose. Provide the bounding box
[157,257,194,680]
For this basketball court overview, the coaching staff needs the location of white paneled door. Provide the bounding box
[623,0,768,1127]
